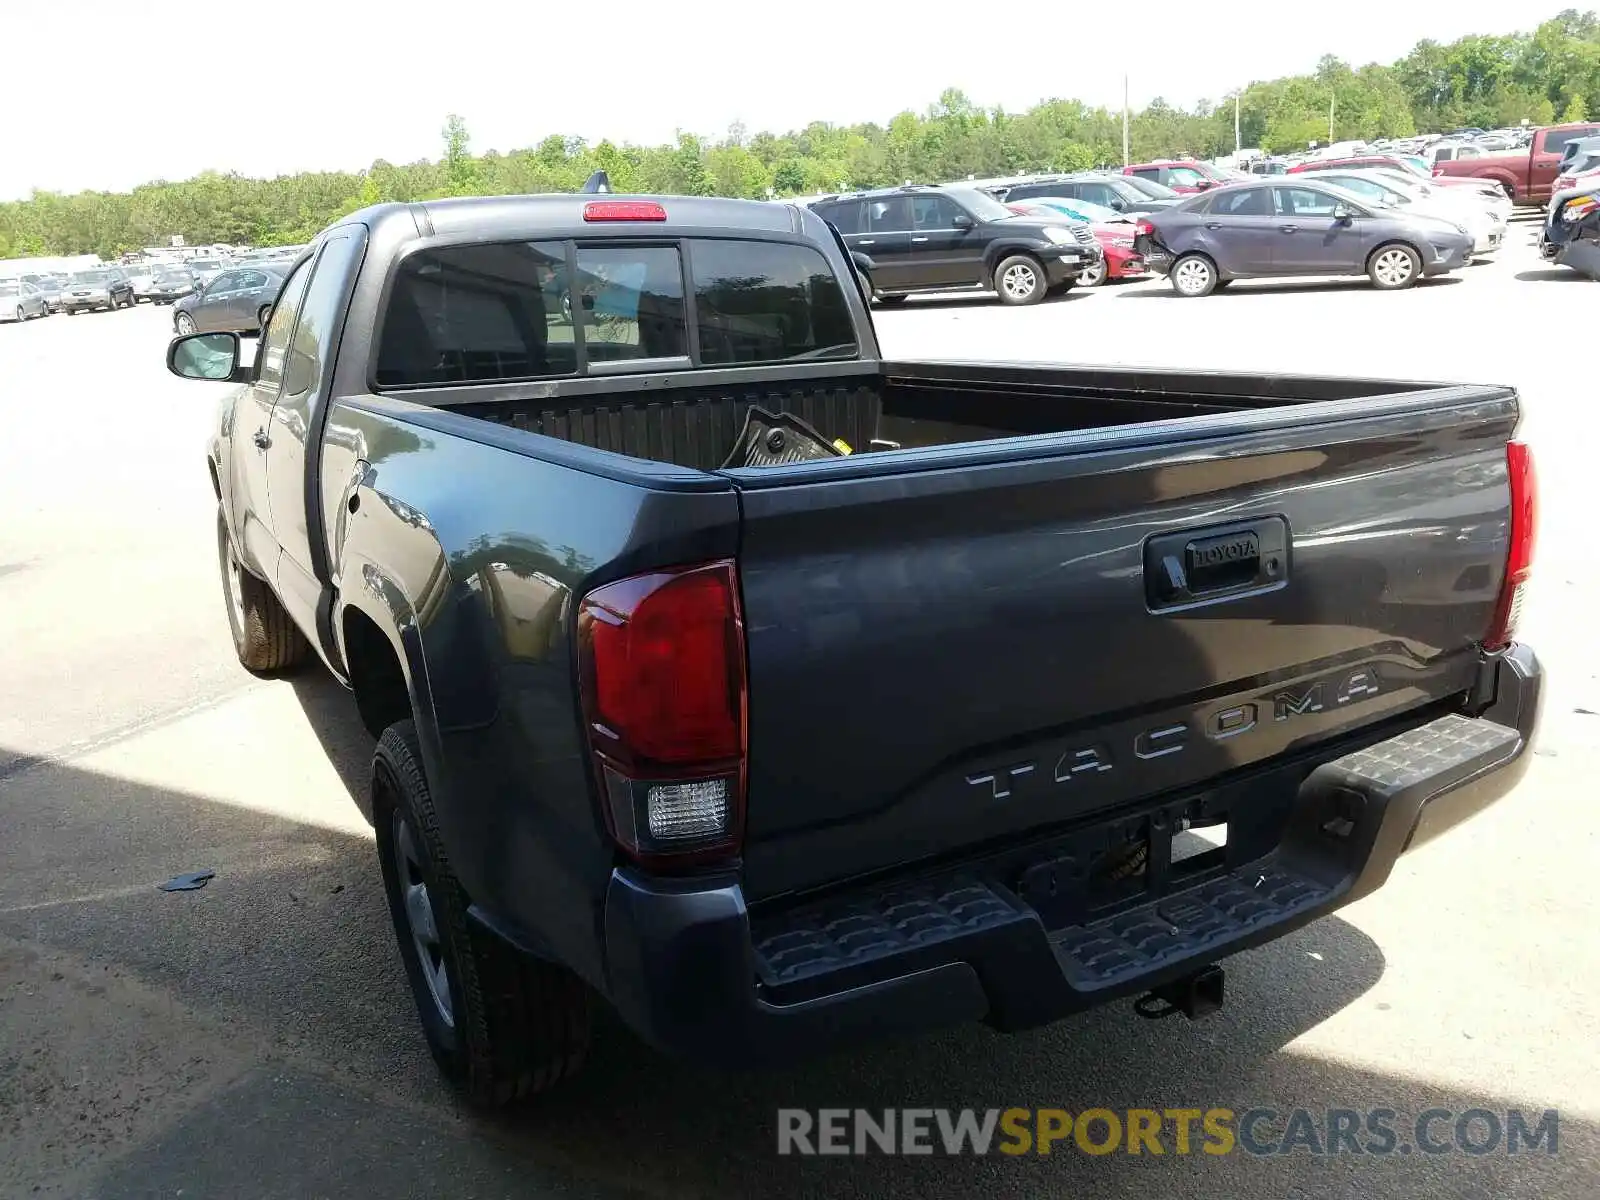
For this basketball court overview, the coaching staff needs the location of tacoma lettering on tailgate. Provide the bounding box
[966,666,1382,801]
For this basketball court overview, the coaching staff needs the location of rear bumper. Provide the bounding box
[601,645,1540,1068]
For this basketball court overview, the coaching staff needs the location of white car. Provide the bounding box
[1312,169,1505,257]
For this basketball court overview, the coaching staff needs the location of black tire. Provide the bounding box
[1367,242,1422,290]
[1169,253,1219,297]
[993,254,1048,305]
[216,506,308,673]
[1077,258,1108,288]
[373,721,591,1106]
[175,311,195,335]
[875,294,908,307]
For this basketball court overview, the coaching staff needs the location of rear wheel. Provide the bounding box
[1169,253,1218,297]
[993,254,1047,305]
[374,721,591,1106]
[216,506,308,673]
[1368,243,1421,290]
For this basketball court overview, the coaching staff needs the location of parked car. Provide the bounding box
[810,184,1102,305]
[1553,136,1600,194]
[1363,168,1515,226]
[1304,169,1504,258]
[0,279,50,321]
[18,273,64,312]
[1433,122,1600,205]
[172,263,289,334]
[1540,184,1600,279]
[1123,160,1225,193]
[1136,180,1474,296]
[124,262,162,302]
[185,257,229,285]
[60,267,135,313]
[1004,198,1147,285]
[165,190,1540,1106]
[1293,154,1511,204]
[1247,158,1292,176]
[145,265,199,304]
[1004,173,1180,215]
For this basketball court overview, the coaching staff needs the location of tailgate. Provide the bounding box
[731,388,1518,901]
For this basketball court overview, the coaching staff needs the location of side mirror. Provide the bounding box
[951,212,974,230]
[1332,203,1355,222]
[1108,197,1127,211]
[168,331,248,382]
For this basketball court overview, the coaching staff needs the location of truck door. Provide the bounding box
[232,260,312,585]
[262,231,367,646]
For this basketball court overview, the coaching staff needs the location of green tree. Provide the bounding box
[441,113,478,196]
[1563,94,1589,120]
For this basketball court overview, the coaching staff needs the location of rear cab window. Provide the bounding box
[375,236,857,388]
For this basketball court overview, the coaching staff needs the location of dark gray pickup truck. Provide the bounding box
[169,191,1542,1107]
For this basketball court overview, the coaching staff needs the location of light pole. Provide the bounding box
[1235,90,1242,155]
[1123,74,1130,167]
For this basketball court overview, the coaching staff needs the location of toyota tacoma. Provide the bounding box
[169,190,1542,1106]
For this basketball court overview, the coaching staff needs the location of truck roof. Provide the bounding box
[342,195,809,244]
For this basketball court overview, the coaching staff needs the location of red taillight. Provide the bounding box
[1135,218,1156,237]
[1486,441,1536,651]
[582,200,666,222]
[578,561,747,865]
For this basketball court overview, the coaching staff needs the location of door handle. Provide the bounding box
[253,429,270,451]
[1279,224,1299,233]
[1145,517,1290,610]
[1205,222,1223,230]
[911,236,929,243]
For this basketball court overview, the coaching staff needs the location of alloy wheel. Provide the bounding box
[1373,249,1414,287]
[1001,263,1038,300]
[393,812,454,1028]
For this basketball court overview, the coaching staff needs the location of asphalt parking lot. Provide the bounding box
[2,223,1597,1199]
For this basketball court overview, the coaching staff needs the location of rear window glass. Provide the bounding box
[574,245,687,365]
[376,240,579,387]
[376,237,855,388]
[690,239,856,366]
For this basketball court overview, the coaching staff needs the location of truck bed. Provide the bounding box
[442,359,1466,473]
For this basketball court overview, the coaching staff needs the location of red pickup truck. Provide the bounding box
[1433,122,1600,205]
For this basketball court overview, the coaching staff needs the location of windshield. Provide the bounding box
[189,259,221,270]
[69,270,112,285]
[154,268,191,281]
[1120,176,1178,199]
[951,188,1014,222]
[1035,198,1118,223]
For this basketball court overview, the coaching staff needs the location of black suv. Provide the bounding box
[810,185,1101,306]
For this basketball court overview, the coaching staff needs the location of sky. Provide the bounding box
[1,0,1566,200]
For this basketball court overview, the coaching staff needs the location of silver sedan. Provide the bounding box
[0,280,50,322]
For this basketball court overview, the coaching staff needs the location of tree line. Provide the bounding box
[3,10,1598,259]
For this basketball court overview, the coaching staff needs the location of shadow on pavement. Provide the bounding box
[1117,277,1464,300]
[1514,268,1590,283]
[3,688,1493,1198]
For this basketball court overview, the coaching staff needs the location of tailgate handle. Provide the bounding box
[1145,517,1289,611]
